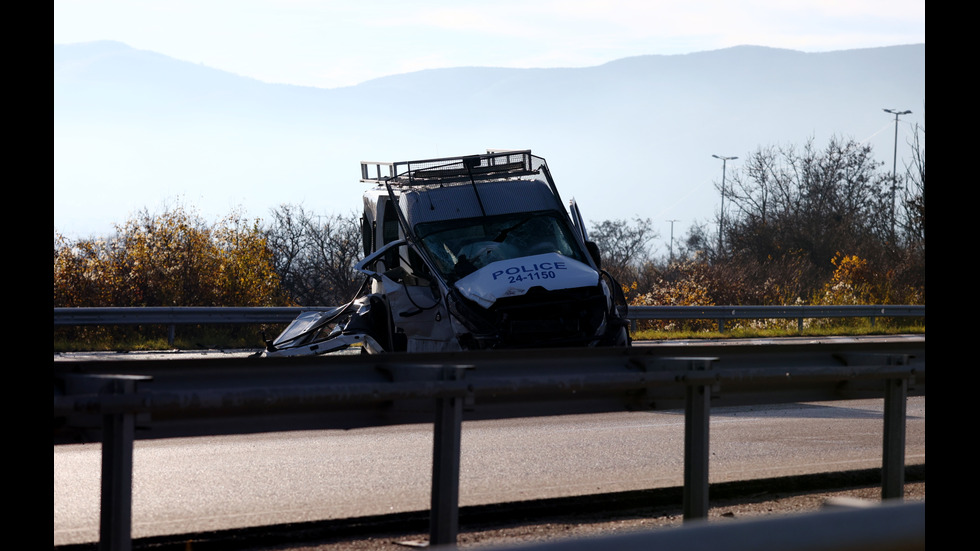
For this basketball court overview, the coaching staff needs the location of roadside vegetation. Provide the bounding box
[54,130,924,351]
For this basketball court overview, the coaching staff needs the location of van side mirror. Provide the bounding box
[585,241,602,270]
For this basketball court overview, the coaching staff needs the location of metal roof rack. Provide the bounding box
[360,149,544,185]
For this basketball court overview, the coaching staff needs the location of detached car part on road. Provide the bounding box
[263,150,630,356]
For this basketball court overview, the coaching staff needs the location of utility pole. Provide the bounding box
[883,108,911,242]
[712,155,737,255]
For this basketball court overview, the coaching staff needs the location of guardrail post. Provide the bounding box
[98,375,149,551]
[683,358,716,521]
[429,365,470,547]
[882,375,908,500]
[835,351,916,501]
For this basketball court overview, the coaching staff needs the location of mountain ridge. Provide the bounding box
[54,41,925,254]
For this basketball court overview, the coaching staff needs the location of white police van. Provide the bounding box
[263,150,630,356]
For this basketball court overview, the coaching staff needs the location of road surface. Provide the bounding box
[54,396,925,546]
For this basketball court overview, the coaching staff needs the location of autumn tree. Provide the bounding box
[53,204,281,307]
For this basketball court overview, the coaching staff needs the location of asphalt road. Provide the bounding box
[53,396,925,546]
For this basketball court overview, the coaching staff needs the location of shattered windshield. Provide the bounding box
[415,210,588,282]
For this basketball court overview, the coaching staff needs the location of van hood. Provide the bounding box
[453,253,600,308]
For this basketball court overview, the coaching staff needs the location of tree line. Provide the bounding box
[54,131,924,327]
[588,130,925,330]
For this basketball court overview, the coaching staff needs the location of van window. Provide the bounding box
[382,201,401,271]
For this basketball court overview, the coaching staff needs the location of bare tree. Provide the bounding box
[723,136,891,272]
[901,123,925,245]
[265,205,364,306]
[587,217,658,286]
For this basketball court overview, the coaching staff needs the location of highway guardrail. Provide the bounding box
[54,304,925,346]
[54,338,924,549]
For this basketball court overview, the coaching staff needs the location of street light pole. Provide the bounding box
[712,154,737,255]
[667,219,679,263]
[883,108,911,242]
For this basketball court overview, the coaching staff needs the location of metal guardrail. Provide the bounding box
[628,305,925,332]
[54,338,924,550]
[53,306,310,325]
[479,499,924,551]
[53,306,316,347]
[53,305,926,345]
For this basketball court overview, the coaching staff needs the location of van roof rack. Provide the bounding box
[360,149,544,186]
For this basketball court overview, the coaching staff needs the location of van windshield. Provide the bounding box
[416,211,588,282]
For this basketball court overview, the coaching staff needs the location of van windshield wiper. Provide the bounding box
[492,214,534,242]
[463,155,488,218]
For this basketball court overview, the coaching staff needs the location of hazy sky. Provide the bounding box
[54,0,925,89]
[54,1,925,250]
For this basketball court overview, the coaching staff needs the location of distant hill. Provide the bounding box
[54,41,925,255]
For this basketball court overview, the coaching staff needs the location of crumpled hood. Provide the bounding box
[453,253,599,308]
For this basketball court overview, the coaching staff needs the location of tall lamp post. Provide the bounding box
[712,154,737,254]
[883,108,911,242]
[667,219,679,263]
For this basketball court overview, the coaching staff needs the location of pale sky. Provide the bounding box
[54,0,925,90]
[54,1,925,249]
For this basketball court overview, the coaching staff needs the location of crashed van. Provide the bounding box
[263,149,630,356]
